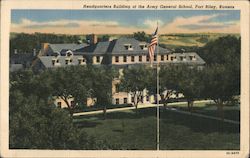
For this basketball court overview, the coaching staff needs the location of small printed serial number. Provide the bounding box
[226,151,239,155]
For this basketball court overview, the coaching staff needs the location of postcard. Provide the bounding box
[0,0,249,157]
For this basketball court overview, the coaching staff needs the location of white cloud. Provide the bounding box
[11,14,240,34]
[161,14,240,33]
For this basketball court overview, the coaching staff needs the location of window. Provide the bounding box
[124,98,128,104]
[56,59,59,63]
[124,44,133,50]
[166,55,169,61]
[57,102,62,108]
[123,56,127,62]
[141,96,144,103]
[115,56,119,62]
[189,55,196,60]
[78,58,83,65]
[154,55,157,61]
[52,60,56,66]
[116,98,119,105]
[70,59,73,63]
[70,101,74,106]
[139,56,142,62]
[131,56,135,62]
[146,55,150,62]
[146,96,150,102]
[180,56,184,61]
[96,56,100,63]
[139,44,147,50]
[161,55,164,61]
[131,97,135,103]
[65,60,69,65]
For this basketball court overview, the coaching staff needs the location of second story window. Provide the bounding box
[96,56,100,63]
[139,55,142,62]
[65,60,69,65]
[161,55,164,61]
[146,55,150,62]
[115,56,119,63]
[166,55,169,61]
[131,56,135,62]
[123,56,127,62]
[154,55,157,61]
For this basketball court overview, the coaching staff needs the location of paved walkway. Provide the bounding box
[73,100,210,116]
[73,100,240,125]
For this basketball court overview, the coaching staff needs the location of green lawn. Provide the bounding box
[73,107,240,150]
[168,102,240,122]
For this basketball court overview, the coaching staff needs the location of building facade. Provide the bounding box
[32,35,205,107]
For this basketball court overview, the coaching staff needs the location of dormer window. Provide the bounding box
[52,57,60,66]
[189,55,196,61]
[52,60,56,66]
[171,56,177,61]
[78,57,85,65]
[180,56,186,61]
[139,44,147,50]
[124,44,133,50]
[65,58,72,65]
[54,52,60,57]
[96,56,100,63]
[66,50,73,57]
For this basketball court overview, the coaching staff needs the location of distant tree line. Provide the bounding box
[10,33,83,54]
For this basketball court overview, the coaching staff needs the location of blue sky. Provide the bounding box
[11,10,240,34]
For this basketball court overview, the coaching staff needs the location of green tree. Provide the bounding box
[120,65,153,112]
[157,65,180,107]
[202,64,239,120]
[50,66,92,115]
[91,66,117,118]
[9,90,90,149]
[133,31,150,42]
[176,65,204,112]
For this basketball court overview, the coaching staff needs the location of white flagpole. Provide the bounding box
[156,21,160,151]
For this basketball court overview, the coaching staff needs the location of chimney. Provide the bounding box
[41,43,50,55]
[90,34,98,44]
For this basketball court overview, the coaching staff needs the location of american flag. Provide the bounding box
[148,27,158,62]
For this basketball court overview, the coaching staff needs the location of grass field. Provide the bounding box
[168,102,240,122]
[74,107,240,150]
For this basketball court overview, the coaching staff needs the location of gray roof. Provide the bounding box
[38,56,86,68]
[49,43,87,53]
[106,37,171,55]
[169,52,205,65]
[75,41,110,55]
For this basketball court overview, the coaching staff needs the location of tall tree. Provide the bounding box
[119,65,153,112]
[50,66,91,115]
